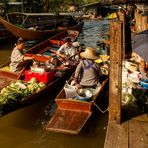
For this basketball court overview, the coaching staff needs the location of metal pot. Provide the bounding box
[76,88,93,101]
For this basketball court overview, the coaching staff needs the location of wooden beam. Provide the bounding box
[141,15,148,31]
[117,10,126,59]
[109,21,123,124]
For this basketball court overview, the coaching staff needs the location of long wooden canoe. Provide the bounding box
[0,13,84,40]
[0,17,62,41]
[0,29,80,116]
[44,75,109,135]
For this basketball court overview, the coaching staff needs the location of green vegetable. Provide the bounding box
[30,78,37,83]
[38,82,46,88]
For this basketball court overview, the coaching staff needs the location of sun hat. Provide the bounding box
[80,47,99,60]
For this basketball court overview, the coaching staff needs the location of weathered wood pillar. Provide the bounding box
[141,14,148,31]
[135,11,142,33]
[109,21,123,124]
[117,11,125,59]
[117,10,132,59]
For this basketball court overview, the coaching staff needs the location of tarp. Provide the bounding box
[132,29,148,62]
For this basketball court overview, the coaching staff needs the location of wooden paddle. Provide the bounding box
[17,60,32,80]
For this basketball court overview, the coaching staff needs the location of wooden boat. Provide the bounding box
[0,29,80,116]
[0,12,84,40]
[1,29,79,67]
[44,75,109,135]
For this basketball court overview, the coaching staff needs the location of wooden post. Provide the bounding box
[117,10,132,59]
[117,10,125,59]
[109,21,123,124]
[141,14,148,31]
[135,11,142,33]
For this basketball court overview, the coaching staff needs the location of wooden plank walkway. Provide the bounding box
[104,103,148,148]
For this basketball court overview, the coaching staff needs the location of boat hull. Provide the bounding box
[0,30,80,116]
[0,16,83,40]
[44,76,109,135]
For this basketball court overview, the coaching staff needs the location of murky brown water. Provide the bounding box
[0,44,13,65]
[0,20,109,148]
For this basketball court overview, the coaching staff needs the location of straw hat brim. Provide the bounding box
[80,47,99,60]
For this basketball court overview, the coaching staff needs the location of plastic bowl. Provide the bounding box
[140,78,148,83]
[76,88,93,101]
[140,81,148,89]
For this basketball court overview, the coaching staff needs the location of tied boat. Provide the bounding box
[0,29,80,116]
[0,12,84,40]
[44,69,109,135]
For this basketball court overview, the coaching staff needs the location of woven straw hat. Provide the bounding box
[80,47,99,60]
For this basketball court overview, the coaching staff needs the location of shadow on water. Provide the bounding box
[0,20,109,148]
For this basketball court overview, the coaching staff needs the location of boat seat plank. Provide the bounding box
[45,109,92,134]
[56,99,93,112]
[25,54,51,62]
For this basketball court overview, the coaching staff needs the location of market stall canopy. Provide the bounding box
[132,29,148,63]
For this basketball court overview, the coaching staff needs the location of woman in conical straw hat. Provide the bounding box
[73,47,102,88]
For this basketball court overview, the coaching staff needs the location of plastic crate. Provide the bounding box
[25,70,55,83]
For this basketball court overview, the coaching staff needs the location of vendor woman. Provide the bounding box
[73,47,102,88]
[10,37,34,73]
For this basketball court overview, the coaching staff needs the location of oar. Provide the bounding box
[17,60,32,80]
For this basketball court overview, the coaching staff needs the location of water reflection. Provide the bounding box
[0,20,109,148]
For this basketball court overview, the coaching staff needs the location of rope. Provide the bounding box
[93,102,109,113]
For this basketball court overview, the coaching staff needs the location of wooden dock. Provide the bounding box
[104,103,148,148]
[104,9,148,147]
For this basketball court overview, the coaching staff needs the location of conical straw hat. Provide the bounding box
[80,47,99,60]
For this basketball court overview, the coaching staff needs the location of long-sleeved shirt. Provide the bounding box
[9,46,25,73]
[57,43,77,57]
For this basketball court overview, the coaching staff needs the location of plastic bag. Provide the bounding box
[64,84,78,98]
